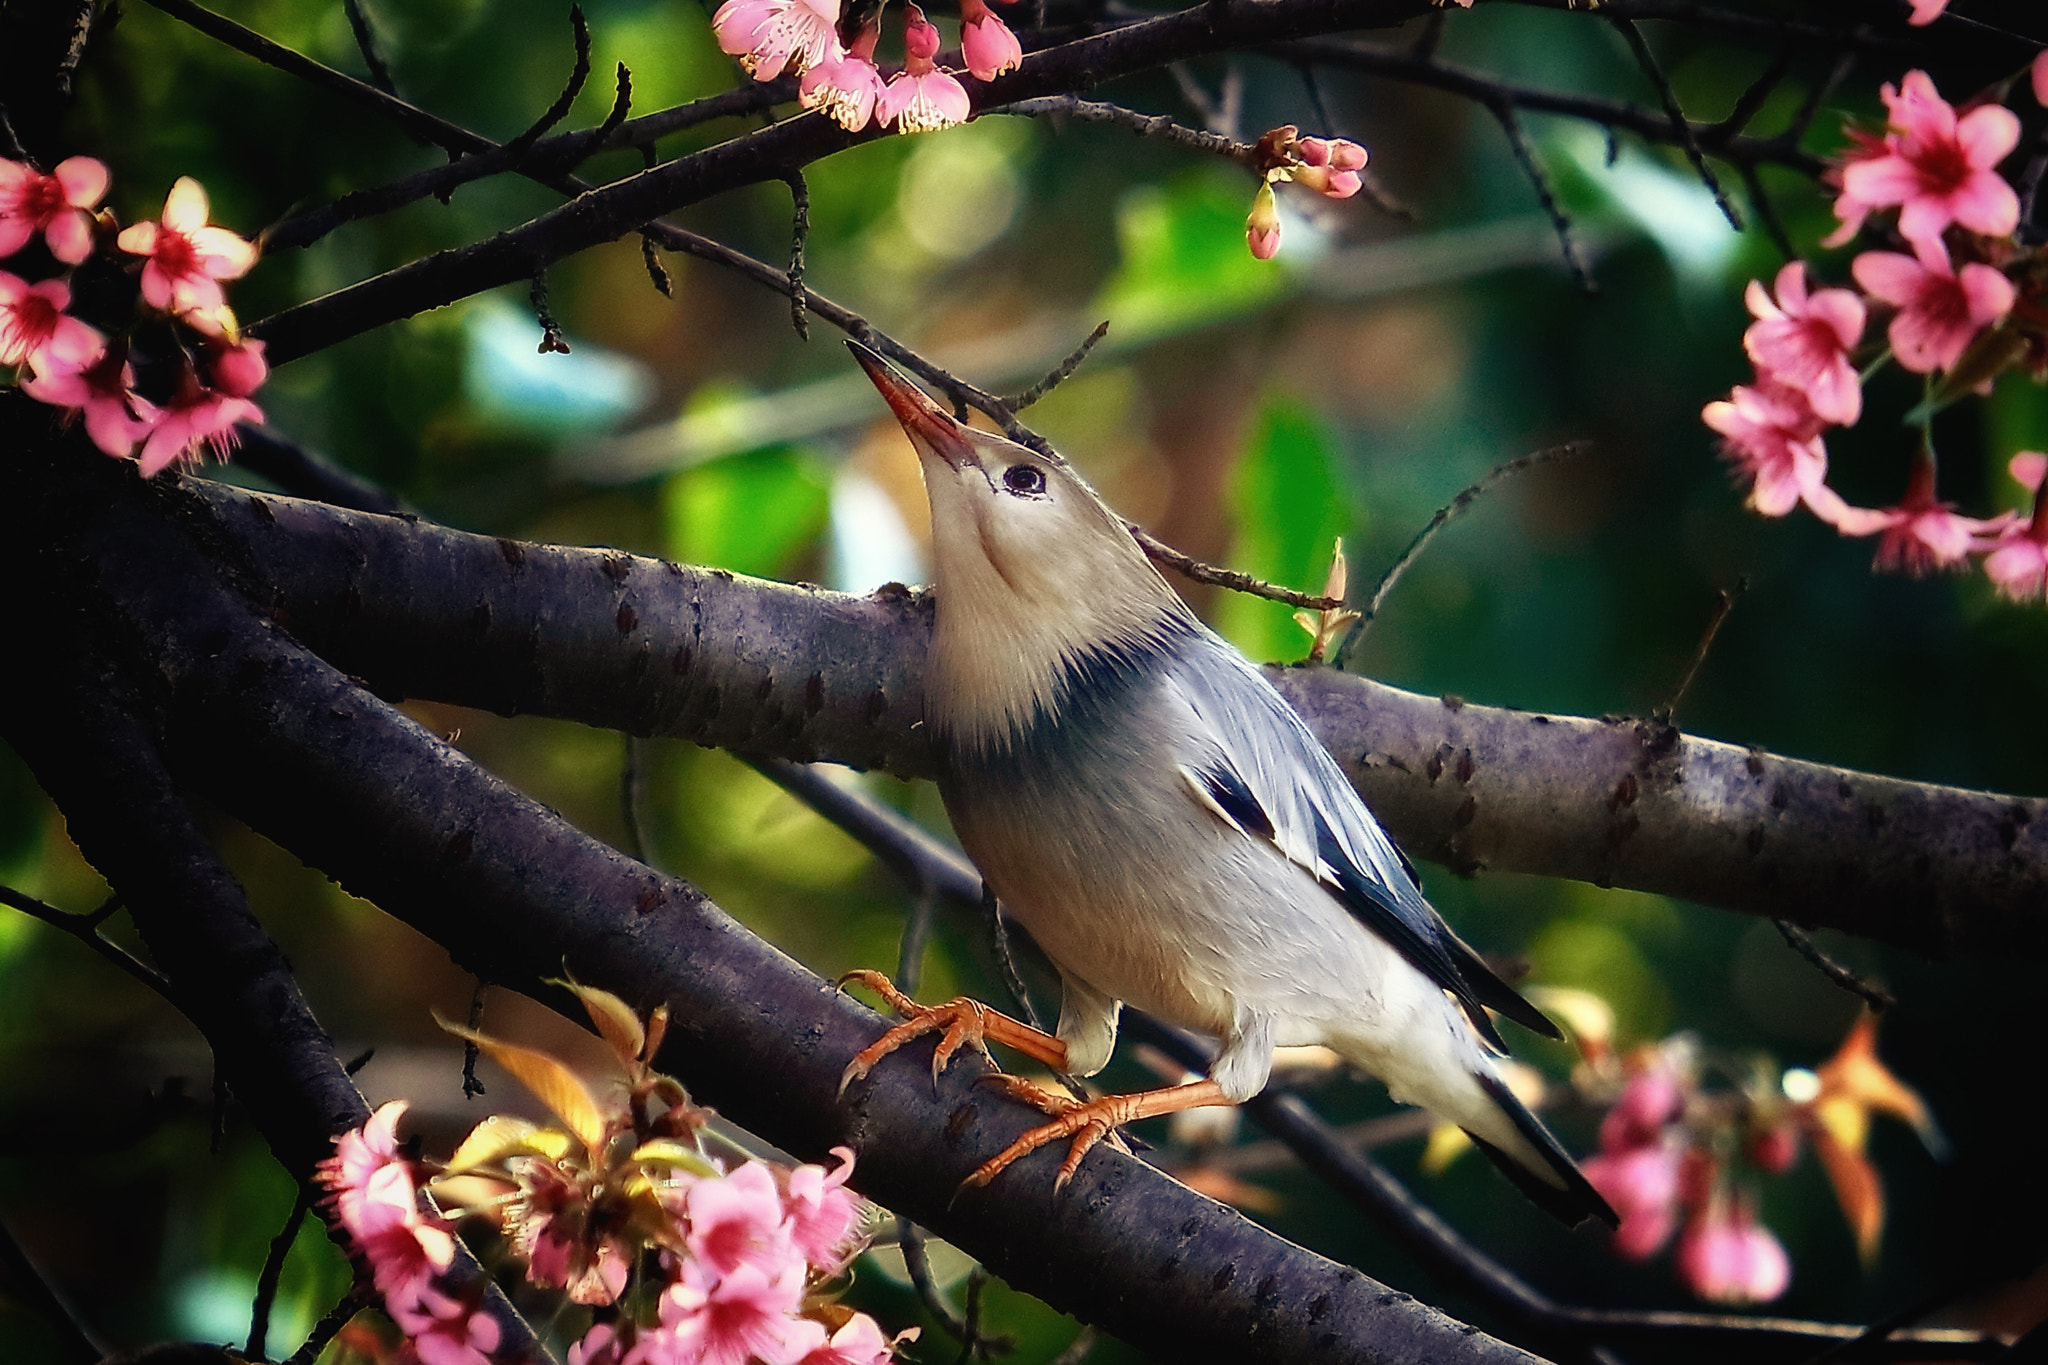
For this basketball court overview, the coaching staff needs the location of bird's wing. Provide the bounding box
[1165,639,1559,1048]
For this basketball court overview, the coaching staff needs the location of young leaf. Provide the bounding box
[436,1013,611,1154]
[550,975,646,1071]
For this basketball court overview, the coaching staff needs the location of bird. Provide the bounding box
[837,340,1617,1228]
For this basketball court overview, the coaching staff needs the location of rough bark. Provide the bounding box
[176,478,2048,958]
[6,417,1548,1365]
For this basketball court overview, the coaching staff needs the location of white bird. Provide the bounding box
[839,342,1615,1227]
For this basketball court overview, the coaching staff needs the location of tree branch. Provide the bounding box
[244,0,1443,365]
[23,430,1546,1365]
[174,479,2048,959]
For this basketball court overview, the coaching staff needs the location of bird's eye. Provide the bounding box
[1003,465,1047,496]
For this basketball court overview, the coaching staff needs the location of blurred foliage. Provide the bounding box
[7,0,2048,1360]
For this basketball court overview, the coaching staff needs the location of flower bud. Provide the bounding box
[1246,181,1281,260]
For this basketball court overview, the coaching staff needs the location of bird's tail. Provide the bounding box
[1463,1071,1618,1229]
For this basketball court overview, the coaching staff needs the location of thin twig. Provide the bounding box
[997,95,1255,165]
[897,883,938,995]
[1740,161,1798,261]
[341,0,396,93]
[1772,922,1896,1012]
[0,105,26,161]
[1711,48,1795,142]
[1489,101,1596,293]
[1131,525,1342,610]
[531,271,571,353]
[248,1184,314,1357]
[0,882,171,994]
[984,884,1046,1035]
[1607,14,1743,229]
[620,734,649,865]
[786,171,810,341]
[1336,441,1590,668]
[1656,579,1746,724]
[1008,320,1110,410]
[589,62,634,151]
[1785,46,1857,150]
[897,1218,1015,1357]
[507,4,592,154]
[284,1285,374,1365]
[954,1268,993,1365]
[0,1212,105,1363]
[462,984,488,1099]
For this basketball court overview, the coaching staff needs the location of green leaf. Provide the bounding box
[1092,173,1284,343]
[661,446,832,579]
[1215,396,1352,662]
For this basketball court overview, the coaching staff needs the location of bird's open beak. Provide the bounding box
[848,341,978,471]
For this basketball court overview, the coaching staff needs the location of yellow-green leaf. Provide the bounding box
[440,1115,576,1176]
[631,1139,721,1180]
[550,976,646,1070]
[436,1014,611,1153]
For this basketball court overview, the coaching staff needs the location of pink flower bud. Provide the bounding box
[903,5,941,62]
[1292,165,1361,199]
[210,337,269,398]
[2035,51,2048,107]
[1297,136,1332,167]
[960,0,1022,81]
[1327,139,1368,170]
[1246,181,1281,260]
[1747,1124,1800,1175]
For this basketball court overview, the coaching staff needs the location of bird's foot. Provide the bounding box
[837,970,1069,1095]
[961,1077,1234,1194]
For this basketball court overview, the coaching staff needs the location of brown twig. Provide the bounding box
[341,0,395,93]
[1489,100,1595,293]
[1337,441,1591,667]
[1131,525,1343,610]
[786,171,810,341]
[0,1212,105,1364]
[996,95,1256,165]
[1007,320,1110,410]
[1772,921,1896,1012]
[248,1184,313,1358]
[1656,579,1746,725]
[507,4,592,154]
[1606,14,1744,229]
[0,882,170,995]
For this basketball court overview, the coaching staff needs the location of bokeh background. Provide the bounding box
[5,0,2048,1359]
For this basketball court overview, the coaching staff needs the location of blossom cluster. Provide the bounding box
[715,0,1021,136]
[1,158,267,477]
[1703,58,2048,599]
[1576,1014,1941,1305]
[1244,125,1370,260]
[315,983,913,1365]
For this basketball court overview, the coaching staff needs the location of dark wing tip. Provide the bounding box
[1473,1072,1620,1229]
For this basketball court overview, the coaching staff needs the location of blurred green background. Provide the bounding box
[5,0,2048,1360]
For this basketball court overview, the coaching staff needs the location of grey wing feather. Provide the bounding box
[1165,635,1559,1047]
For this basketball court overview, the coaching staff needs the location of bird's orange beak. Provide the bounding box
[848,341,978,470]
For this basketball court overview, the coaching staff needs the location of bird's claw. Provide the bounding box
[958,1090,1135,1195]
[837,971,1071,1097]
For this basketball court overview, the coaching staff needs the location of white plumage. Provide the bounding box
[849,342,1614,1225]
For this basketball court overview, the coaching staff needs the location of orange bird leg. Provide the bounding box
[962,1077,1235,1194]
[836,969,1070,1095]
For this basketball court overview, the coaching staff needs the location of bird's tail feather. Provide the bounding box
[1466,1071,1618,1230]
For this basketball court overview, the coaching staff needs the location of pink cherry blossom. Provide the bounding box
[1246,181,1281,261]
[208,336,269,398]
[686,1161,796,1278]
[960,0,1022,82]
[1822,126,1894,248]
[1907,0,1948,22]
[1676,1198,1791,1305]
[1742,262,1865,426]
[2035,51,2048,108]
[115,177,259,320]
[1982,457,2048,601]
[784,1146,863,1270]
[1599,1067,1684,1153]
[1852,237,2013,374]
[877,8,971,135]
[1702,379,1831,517]
[1584,1140,1683,1260]
[641,1261,806,1365]
[1826,454,1986,575]
[1291,137,1367,199]
[316,1101,412,1228]
[800,24,887,132]
[713,0,844,81]
[0,271,103,373]
[136,368,263,478]
[0,156,108,264]
[571,1322,629,1365]
[784,1312,913,1365]
[1840,71,2020,249]
[20,338,160,458]
[391,1283,502,1365]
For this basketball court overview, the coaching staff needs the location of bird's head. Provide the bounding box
[850,341,1190,748]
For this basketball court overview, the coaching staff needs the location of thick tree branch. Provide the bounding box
[175,479,2048,958]
[0,485,547,1360]
[24,432,1544,1365]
